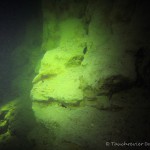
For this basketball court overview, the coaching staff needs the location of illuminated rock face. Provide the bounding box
[29,1,150,149]
[31,18,87,103]
[31,1,142,103]
[31,48,84,102]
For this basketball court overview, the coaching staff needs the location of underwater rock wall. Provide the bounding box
[29,2,150,148]
[31,0,150,103]
[0,1,149,150]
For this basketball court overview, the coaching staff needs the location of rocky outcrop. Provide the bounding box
[0,99,36,150]
[11,1,148,149]
[30,0,150,104]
